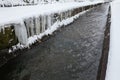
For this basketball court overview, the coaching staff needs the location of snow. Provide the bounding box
[105,0,120,80]
[0,1,105,52]
[9,10,87,52]
[0,0,104,6]
[0,1,104,26]
[0,0,26,6]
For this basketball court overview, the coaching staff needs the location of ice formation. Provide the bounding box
[0,1,104,52]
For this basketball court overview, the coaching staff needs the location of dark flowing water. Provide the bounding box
[0,4,109,80]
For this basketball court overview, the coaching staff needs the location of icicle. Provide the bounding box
[30,18,35,36]
[65,12,66,19]
[65,11,68,19]
[60,13,63,21]
[69,10,72,17]
[24,19,31,37]
[53,14,57,24]
[41,16,44,32]
[82,7,84,11]
[33,17,36,35]
[24,18,35,37]
[42,16,45,32]
[43,16,46,30]
[2,28,5,34]
[52,14,56,25]
[14,21,28,45]
[45,16,48,30]
[35,17,40,35]
[63,12,65,20]
[51,14,54,26]
[39,16,42,33]
[68,10,70,18]
[47,15,52,28]
[66,11,68,19]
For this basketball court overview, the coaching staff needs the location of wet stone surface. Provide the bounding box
[0,4,109,80]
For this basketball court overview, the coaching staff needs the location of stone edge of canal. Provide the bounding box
[97,4,111,80]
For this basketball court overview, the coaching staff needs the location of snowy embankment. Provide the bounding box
[105,1,120,80]
[0,1,104,52]
[0,1,103,26]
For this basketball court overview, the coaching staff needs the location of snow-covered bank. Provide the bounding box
[8,10,87,53]
[0,2,104,26]
[105,1,120,80]
[0,2,104,52]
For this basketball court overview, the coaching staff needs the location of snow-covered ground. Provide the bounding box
[105,0,120,80]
